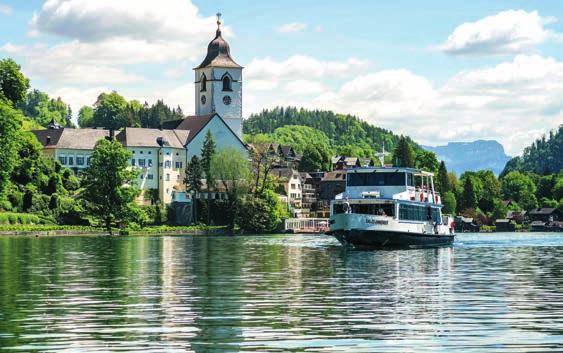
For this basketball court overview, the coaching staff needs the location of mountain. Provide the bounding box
[243,106,420,157]
[501,125,563,176]
[423,140,511,176]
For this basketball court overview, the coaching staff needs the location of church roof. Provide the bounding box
[195,19,241,69]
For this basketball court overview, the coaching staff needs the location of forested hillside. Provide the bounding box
[243,107,419,158]
[502,126,563,176]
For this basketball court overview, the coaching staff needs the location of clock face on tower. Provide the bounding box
[223,95,232,105]
[201,95,206,105]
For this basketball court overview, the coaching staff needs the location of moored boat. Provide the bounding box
[327,167,455,249]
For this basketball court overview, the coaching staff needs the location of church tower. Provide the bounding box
[194,13,243,137]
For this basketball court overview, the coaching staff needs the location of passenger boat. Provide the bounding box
[327,167,455,249]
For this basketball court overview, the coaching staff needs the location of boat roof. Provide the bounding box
[346,166,434,177]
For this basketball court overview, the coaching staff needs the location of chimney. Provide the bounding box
[46,136,51,145]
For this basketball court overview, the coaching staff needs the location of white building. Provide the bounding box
[32,16,247,205]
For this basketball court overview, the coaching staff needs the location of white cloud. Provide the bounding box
[276,22,307,33]
[2,0,229,85]
[441,10,560,55]
[244,55,563,155]
[245,55,368,91]
[0,4,12,16]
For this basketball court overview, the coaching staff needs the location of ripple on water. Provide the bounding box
[0,233,562,352]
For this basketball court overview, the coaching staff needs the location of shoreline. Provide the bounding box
[0,226,232,237]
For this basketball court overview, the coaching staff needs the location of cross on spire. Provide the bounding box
[216,12,222,28]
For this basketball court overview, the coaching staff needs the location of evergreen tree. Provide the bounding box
[201,131,217,224]
[437,161,450,193]
[393,136,415,167]
[461,177,478,211]
[184,155,204,222]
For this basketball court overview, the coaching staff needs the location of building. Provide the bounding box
[272,168,303,217]
[320,171,347,201]
[32,16,247,205]
[495,219,516,232]
[332,156,361,170]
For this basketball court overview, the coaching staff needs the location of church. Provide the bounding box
[32,16,248,205]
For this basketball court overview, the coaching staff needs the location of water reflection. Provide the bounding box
[0,233,562,352]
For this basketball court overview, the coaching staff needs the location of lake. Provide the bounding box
[0,232,562,352]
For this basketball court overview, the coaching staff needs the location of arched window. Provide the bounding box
[200,74,207,92]
[222,75,232,91]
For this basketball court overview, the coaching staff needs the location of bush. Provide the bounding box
[0,212,44,225]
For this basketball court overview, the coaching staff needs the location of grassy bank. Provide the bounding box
[0,224,230,236]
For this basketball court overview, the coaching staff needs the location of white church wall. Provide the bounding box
[187,116,247,160]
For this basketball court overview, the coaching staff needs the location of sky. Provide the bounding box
[1,0,562,156]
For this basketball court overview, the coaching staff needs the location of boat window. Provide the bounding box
[333,204,345,214]
[350,204,395,216]
[407,173,414,187]
[399,204,441,223]
[347,172,406,187]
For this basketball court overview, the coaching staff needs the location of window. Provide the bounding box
[86,157,92,166]
[140,151,143,154]
[166,174,170,181]
[407,173,415,187]
[148,159,153,167]
[59,156,67,165]
[164,160,171,168]
[200,74,207,92]
[76,156,84,166]
[68,157,74,166]
[147,174,154,180]
[222,75,232,91]
[177,174,181,181]
[347,172,406,187]
[291,184,296,189]
[399,204,440,223]
[138,159,146,167]
[140,174,145,180]
[131,159,136,166]
[148,151,152,155]
[175,161,183,169]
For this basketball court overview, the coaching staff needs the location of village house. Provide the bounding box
[32,17,247,206]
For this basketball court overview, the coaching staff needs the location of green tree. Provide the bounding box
[18,89,73,127]
[476,170,501,213]
[210,148,250,230]
[201,130,217,224]
[184,155,203,222]
[552,177,563,201]
[0,100,23,199]
[237,189,288,233]
[491,199,508,222]
[415,150,439,173]
[81,138,140,233]
[501,171,537,210]
[393,136,415,167]
[441,191,456,215]
[0,58,30,105]
[436,161,450,193]
[78,106,94,127]
[299,142,332,172]
[92,91,128,129]
[460,177,478,211]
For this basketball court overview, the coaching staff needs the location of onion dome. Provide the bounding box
[195,13,242,69]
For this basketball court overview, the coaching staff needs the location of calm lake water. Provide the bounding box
[0,233,562,352]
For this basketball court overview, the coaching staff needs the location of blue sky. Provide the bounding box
[1,0,562,155]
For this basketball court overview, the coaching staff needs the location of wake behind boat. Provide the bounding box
[327,167,455,249]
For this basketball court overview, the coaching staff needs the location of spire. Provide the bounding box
[194,12,242,69]
[216,12,222,34]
